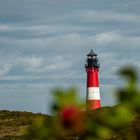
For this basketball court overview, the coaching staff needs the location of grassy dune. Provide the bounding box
[0,110,48,139]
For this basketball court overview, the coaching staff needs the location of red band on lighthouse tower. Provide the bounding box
[85,50,101,110]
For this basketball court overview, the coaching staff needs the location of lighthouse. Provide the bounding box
[85,49,101,110]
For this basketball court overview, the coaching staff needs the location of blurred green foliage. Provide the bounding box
[21,67,140,139]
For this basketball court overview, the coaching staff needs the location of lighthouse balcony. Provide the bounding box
[85,62,100,68]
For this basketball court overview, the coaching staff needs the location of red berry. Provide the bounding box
[59,106,81,129]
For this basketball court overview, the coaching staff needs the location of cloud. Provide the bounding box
[78,10,140,23]
[95,32,121,44]
[0,24,83,35]
[23,56,44,69]
[0,64,11,77]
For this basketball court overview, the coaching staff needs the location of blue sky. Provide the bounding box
[0,0,140,114]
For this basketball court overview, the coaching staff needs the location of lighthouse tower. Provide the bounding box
[85,49,101,110]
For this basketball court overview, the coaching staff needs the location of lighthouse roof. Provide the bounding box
[87,49,97,56]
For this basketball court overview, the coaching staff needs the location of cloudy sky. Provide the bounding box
[0,0,140,114]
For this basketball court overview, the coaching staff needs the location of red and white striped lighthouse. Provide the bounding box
[85,49,101,110]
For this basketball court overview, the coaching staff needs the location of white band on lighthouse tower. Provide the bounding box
[87,87,100,100]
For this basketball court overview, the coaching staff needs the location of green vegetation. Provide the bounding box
[0,67,140,139]
[0,107,140,140]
